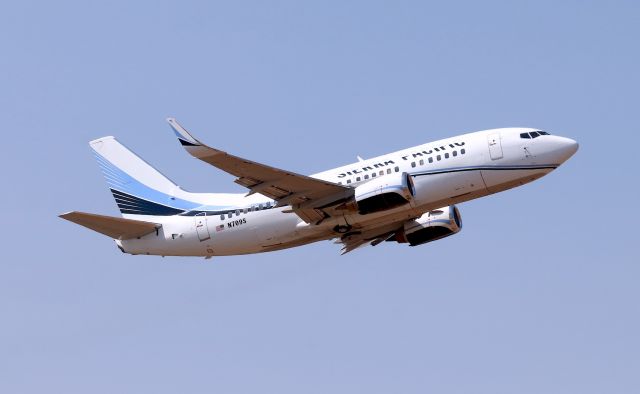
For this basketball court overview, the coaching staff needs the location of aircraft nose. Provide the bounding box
[553,136,579,163]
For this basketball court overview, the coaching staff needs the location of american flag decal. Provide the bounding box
[215,224,225,232]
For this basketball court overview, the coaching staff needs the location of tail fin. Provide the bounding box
[90,136,198,216]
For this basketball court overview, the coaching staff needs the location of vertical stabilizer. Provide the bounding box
[90,136,198,216]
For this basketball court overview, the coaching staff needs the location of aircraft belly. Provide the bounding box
[481,168,552,194]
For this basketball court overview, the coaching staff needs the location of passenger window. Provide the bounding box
[411,162,416,168]
[379,170,384,176]
[387,169,392,174]
[356,177,361,181]
[346,179,352,184]
[428,157,433,163]
[445,153,449,159]
[364,174,369,179]
[235,210,240,216]
[394,166,399,172]
[453,151,457,157]
[520,132,531,139]
[461,149,466,154]
[437,155,441,161]
[243,208,248,214]
[228,213,233,218]
[259,203,263,210]
[220,215,225,220]
[371,172,376,177]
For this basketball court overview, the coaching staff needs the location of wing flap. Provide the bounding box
[59,211,160,240]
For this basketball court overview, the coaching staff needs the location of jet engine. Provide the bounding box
[352,172,414,214]
[393,205,462,246]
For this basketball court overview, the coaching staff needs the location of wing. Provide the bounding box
[336,231,397,255]
[334,221,404,255]
[60,211,160,240]
[167,118,353,223]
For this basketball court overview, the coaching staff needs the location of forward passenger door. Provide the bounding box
[488,133,503,160]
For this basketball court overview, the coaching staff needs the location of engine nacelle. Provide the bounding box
[395,205,462,246]
[354,172,414,214]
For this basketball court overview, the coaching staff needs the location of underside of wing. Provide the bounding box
[60,211,160,240]
[336,231,396,255]
[167,118,353,223]
[334,221,405,255]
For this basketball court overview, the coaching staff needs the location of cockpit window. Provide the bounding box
[520,130,549,139]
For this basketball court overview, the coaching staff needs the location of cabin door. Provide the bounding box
[195,212,211,242]
[487,133,503,160]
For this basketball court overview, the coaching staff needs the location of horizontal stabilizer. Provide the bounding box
[59,211,160,240]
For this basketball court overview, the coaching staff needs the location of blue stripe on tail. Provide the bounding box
[92,151,205,215]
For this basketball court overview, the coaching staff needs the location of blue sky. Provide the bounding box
[1,1,638,393]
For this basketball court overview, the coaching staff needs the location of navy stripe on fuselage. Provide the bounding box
[179,205,276,217]
[411,164,557,177]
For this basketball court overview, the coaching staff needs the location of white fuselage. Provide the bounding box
[117,127,577,257]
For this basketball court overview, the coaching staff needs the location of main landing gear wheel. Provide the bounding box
[333,224,352,234]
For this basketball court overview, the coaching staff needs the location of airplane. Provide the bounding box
[60,119,578,257]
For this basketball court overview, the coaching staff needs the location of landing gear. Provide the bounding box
[333,224,352,234]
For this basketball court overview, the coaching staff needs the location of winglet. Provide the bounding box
[166,118,225,161]
[166,118,201,147]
